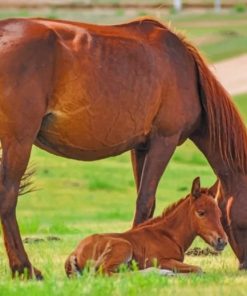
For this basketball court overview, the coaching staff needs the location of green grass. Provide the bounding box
[0,93,245,295]
[0,7,247,295]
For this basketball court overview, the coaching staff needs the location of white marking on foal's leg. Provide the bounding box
[138,267,176,276]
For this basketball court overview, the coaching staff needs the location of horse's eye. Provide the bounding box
[197,210,205,217]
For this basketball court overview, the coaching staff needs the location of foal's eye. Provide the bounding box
[197,210,205,217]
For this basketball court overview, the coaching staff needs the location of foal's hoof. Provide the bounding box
[194,267,203,274]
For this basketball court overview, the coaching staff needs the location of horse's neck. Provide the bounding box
[191,133,247,198]
[158,198,196,253]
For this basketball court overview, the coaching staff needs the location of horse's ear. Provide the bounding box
[191,177,201,199]
[208,179,221,199]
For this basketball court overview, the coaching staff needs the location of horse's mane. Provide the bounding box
[178,34,247,174]
[134,17,247,174]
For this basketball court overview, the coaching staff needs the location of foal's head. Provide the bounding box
[189,177,227,251]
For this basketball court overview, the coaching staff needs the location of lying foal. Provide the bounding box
[65,177,227,276]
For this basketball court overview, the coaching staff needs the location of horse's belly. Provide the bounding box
[36,108,148,160]
[36,33,162,159]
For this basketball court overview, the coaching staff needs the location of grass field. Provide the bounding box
[0,93,246,295]
[0,8,247,296]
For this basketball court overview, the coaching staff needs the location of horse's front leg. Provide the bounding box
[225,195,247,270]
[0,139,42,279]
[132,133,179,227]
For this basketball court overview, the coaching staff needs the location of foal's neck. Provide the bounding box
[159,197,196,253]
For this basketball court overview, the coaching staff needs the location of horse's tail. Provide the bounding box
[179,35,247,173]
[65,254,81,278]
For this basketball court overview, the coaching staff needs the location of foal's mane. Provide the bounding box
[134,194,189,229]
[134,188,210,229]
[135,17,247,174]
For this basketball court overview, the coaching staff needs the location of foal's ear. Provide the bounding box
[208,179,221,199]
[191,177,201,199]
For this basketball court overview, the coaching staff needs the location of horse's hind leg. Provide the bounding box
[133,133,179,226]
[0,137,43,279]
[131,146,156,218]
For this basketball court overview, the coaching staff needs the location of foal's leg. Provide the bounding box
[0,139,42,279]
[133,133,179,226]
[160,259,202,273]
[97,238,133,275]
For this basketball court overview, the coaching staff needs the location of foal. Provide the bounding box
[65,177,227,276]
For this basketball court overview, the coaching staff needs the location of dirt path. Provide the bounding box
[211,54,247,96]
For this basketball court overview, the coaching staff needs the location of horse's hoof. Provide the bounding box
[33,267,44,280]
[239,262,247,270]
[11,265,44,280]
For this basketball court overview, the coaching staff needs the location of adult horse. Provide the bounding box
[0,17,246,278]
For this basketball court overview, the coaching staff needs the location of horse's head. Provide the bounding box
[189,177,228,251]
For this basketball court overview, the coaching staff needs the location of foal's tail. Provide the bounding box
[65,254,81,277]
[64,242,112,277]
[179,34,247,174]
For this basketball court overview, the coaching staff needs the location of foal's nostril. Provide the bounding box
[218,237,223,244]
[217,237,227,248]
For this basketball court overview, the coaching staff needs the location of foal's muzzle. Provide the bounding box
[213,237,227,251]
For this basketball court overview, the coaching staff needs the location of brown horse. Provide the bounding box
[0,16,246,278]
[65,177,227,276]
